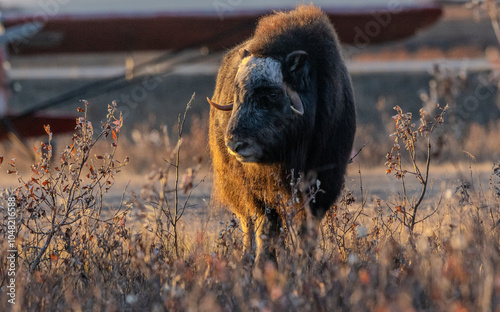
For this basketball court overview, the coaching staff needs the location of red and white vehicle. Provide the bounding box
[0,0,442,141]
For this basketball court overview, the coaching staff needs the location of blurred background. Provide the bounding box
[0,0,498,173]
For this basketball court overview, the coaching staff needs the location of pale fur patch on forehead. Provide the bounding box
[235,56,283,87]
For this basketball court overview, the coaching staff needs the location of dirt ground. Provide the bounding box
[3,162,492,237]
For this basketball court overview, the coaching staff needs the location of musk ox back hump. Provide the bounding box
[251,8,342,72]
[250,5,340,58]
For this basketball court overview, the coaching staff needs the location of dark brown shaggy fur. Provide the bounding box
[209,5,356,263]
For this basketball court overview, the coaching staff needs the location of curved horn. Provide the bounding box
[283,83,304,116]
[206,97,233,111]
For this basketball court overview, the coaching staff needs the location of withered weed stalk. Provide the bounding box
[494,162,500,196]
[324,168,366,259]
[492,162,500,227]
[138,93,204,258]
[385,104,447,233]
[468,0,500,45]
[216,213,242,258]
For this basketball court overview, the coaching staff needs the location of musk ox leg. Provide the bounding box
[254,209,283,267]
[241,215,255,255]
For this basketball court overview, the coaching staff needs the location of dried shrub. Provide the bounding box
[384,104,447,233]
[2,101,128,273]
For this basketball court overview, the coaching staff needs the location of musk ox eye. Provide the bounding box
[265,89,282,102]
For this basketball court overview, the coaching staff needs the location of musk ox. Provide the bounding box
[208,5,356,263]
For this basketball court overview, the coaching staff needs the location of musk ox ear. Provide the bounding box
[285,50,308,90]
[286,50,307,72]
[239,48,251,59]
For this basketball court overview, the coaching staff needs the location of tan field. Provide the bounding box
[1,3,500,311]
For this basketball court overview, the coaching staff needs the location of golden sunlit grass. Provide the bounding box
[0,91,499,311]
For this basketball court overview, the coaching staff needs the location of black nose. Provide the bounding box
[226,140,249,154]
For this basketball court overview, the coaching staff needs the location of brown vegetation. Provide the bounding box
[0,92,498,311]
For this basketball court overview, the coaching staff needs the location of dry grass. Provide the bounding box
[0,93,498,312]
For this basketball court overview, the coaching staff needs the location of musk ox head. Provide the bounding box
[208,49,311,164]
